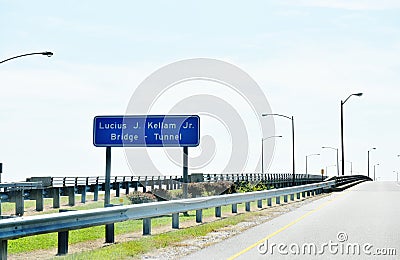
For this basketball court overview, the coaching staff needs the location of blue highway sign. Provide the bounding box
[93,115,200,147]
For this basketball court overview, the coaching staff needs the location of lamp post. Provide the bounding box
[373,163,379,181]
[262,113,295,185]
[322,146,339,176]
[261,135,282,174]
[341,93,363,176]
[0,51,53,184]
[367,148,376,178]
[1,51,53,64]
[305,153,320,174]
[348,161,353,175]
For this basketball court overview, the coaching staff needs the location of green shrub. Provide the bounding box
[127,191,157,204]
[202,181,236,195]
[151,188,171,201]
[234,181,269,193]
[188,183,206,197]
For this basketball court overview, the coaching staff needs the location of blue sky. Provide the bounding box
[1,1,400,181]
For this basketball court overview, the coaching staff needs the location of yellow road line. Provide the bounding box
[227,190,350,260]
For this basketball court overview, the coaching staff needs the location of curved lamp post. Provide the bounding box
[341,93,363,175]
[322,146,339,176]
[305,153,320,174]
[261,135,282,174]
[262,113,295,185]
[0,51,53,64]
[367,147,376,178]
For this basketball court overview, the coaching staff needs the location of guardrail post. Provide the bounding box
[215,206,221,217]
[284,195,288,203]
[67,187,75,206]
[167,176,172,190]
[0,239,7,260]
[290,193,295,201]
[12,190,24,216]
[232,204,237,213]
[172,213,179,229]
[173,178,177,189]
[115,183,120,197]
[257,199,263,208]
[296,192,300,199]
[52,188,60,208]
[267,197,272,206]
[245,202,251,211]
[57,231,69,255]
[143,218,151,235]
[150,177,155,191]
[93,185,99,201]
[158,176,162,189]
[125,183,130,195]
[143,177,148,192]
[35,189,44,211]
[276,196,281,205]
[196,209,202,223]
[105,224,115,243]
[81,186,87,204]
[302,191,306,198]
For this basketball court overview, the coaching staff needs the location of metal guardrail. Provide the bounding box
[0,181,335,258]
[1,173,325,217]
[49,173,324,187]
[325,175,372,187]
[0,182,42,191]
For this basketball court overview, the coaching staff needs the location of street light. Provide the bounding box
[305,153,320,174]
[367,147,376,178]
[0,51,53,183]
[0,51,53,64]
[347,161,353,175]
[262,113,295,185]
[261,135,282,174]
[322,146,339,176]
[373,163,379,181]
[341,92,363,176]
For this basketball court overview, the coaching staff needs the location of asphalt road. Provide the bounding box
[183,181,400,259]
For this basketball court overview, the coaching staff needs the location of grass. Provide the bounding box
[58,210,262,260]
[6,194,289,255]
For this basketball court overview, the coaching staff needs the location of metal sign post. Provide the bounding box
[93,115,200,243]
[104,147,111,207]
[183,146,188,199]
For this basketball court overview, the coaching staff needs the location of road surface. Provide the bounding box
[183,181,400,259]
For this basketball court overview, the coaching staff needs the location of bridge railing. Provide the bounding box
[325,175,372,188]
[0,180,335,258]
[0,173,325,216]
